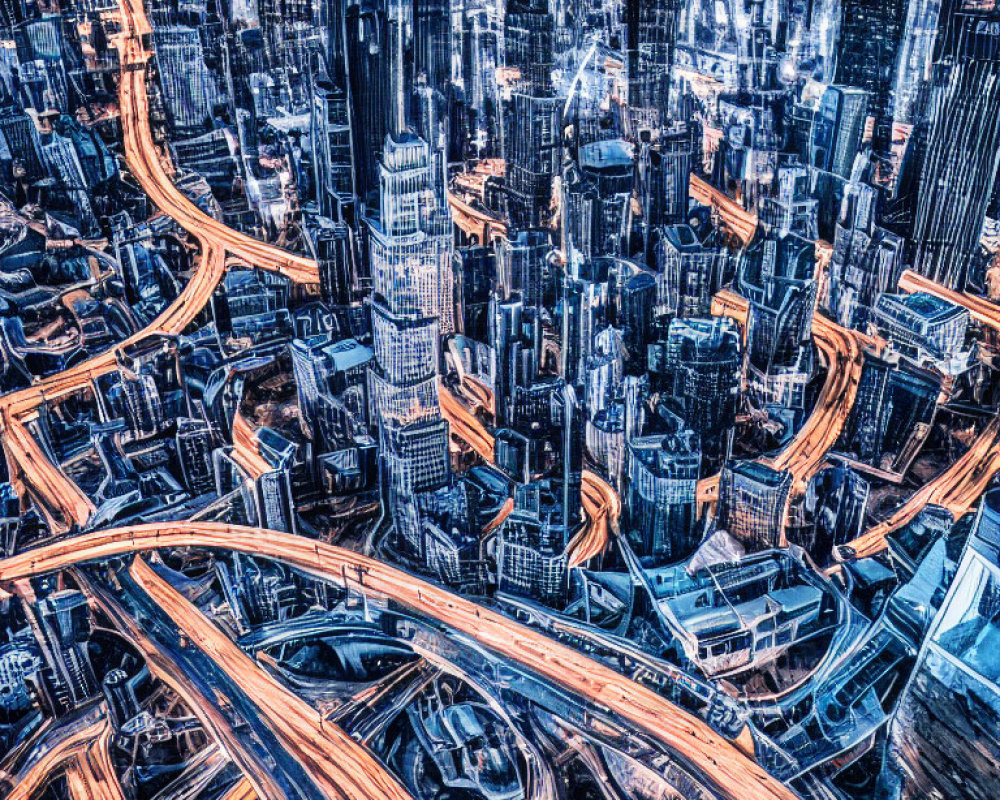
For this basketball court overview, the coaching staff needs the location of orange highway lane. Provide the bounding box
[231,410,272,480]
[0,523,801,800]
[0,245,226,533]
[842,415,1000,559]
[79,569,292,800]
[5,717,109,800]
[115,0,318,284]
[2,0,323,529]
[63,724,126,800]
[219,778,258,800]
[126,556,414,800]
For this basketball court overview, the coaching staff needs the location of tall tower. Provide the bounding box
[910,2,1000,289]
[368,0,454,554]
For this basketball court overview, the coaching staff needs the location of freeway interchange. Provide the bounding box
[4,1,1000,799]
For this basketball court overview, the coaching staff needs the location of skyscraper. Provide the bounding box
[883,487,1000,799]
[811,86,869,180]
[623,0,681,128]
[718,460,792,551]
[835,0,906,155]
[650,316,741,465]
[367,3,454,555]
[739,230,817,415]
[627,428,701,562]
[503,0,561,228]
[910,2,1000,289]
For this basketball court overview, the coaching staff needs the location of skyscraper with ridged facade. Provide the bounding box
[367,0,454,554]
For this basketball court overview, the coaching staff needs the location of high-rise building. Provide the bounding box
[496,229,550,307]
[36,589,97,711]
[910,3,1000,290]
[310,75,354,220]
[308,217,355,307]
[826,167,905,330]
[343,2,386,200]
[739,230,817,415]
[717,460,792,551]
[505,92,562,229]
[883,487,1000,799]
[175,418,215,495]
[870,291,971,373]
[654,223,726,317]
[627,428,701,562]
[623,0,681,128]
[835,0,906,155]
[490,296,541,426]
[834,352,940,477]
[648,316,741,465]
[561,139,634,261]
[811,86,869,180]
[636,120,696,261]
[495,479,575,606]
[758,164,818,240]
[366,12,456,555]
[153,26,221,133]
[0,91,43,183]
[619,271,657,358]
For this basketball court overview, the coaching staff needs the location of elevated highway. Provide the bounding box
[0,522,801,800]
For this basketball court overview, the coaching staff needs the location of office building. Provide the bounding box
[654,223,726,318]
[496,229,550,307]
[739,230,817,415]
[811,85,869,179]
[623,0,682,127]
[505,92,562,229]
[490,296,541,427]
[648,316,741,465]
[561,139,634,261]
[495,479,575,606]
[871,291,971,373]
[175,418,215,494]
[910,6,1000,289]
[718,461,793,551]
[153,26,221,133]
[826,169,905,330]
[310,76,354,220]
[834,352,940,477]
[627,429,701,562]
[883,487,1000,799]
[36,589,97,710]
[835,0,906,155]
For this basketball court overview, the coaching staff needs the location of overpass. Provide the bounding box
[0,522,801,800]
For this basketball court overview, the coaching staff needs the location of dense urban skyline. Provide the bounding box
[0,0,998,799]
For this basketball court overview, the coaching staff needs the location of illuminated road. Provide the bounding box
[6,716,109,800]
[0,0,321,531]
[841,414,1000,559]
[689,175,758,244]
[0,523,801,800]
[64,724,126,800]
[115,0,318,284]
[81,570,293,800]
[126,556,414,800]
[220,779,257,800]
[0,244,228,532]
[231,409,273,480]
